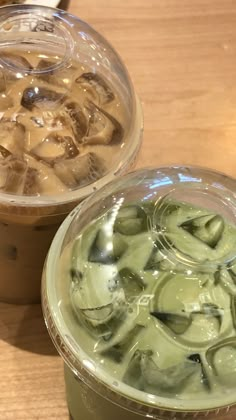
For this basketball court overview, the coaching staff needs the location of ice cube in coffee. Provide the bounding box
[0,51,127,195]
[0,5,143,303]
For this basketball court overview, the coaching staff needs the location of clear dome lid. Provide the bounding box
[0,4,142,216]
[42,166,236,419]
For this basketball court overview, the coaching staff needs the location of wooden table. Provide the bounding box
[1,0,236,418]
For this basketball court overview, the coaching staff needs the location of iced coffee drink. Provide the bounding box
[0,5,143,303]
[43,167,236,420]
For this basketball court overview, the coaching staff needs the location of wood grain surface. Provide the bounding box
[1,0,236,419]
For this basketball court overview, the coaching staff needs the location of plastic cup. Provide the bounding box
[0,5,143,303]
[43,166,236,419]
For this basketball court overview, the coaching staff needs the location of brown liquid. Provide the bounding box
[0,50,127,196]
[0,50,127,303]
[0,221,60,303]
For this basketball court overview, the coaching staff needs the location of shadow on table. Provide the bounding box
[0,303,58,356]
[58,0,71,11]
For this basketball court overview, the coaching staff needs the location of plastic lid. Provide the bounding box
[43,166,236,418]
[0,5,142,213]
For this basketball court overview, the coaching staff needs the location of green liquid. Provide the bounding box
[60,200,236,414]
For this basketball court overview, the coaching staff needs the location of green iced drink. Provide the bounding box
[42,167,236,420]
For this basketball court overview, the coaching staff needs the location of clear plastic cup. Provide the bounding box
[0,5,143,303]
[42,166,236,419]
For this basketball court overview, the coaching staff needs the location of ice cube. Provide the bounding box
[0,155,27,194]
[181,215,224,248]
[0,120,25,156]
[89,231,128,264]
[42,110,71,132]
[23,167,39,195]
[25,154,68,195]
[36,59,75,89]
[140,352,200,392]
[30,134,79,164]
[75,72,115,105]
[114,205,148,235]
[54,152,106,188]
[0,154,39,196]
[83,101,123,145]
[62,136,79,159]
[65,101,88,142]
[21,86,66,111]
[118,268,146,299]
[123,350,200,395]
[123,350,144,391]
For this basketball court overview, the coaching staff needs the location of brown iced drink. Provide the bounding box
[0,6,143,303]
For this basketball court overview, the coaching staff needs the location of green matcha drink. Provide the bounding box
[42,167,236,420]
